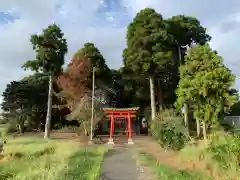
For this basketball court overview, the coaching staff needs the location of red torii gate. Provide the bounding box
[103,107,139,144]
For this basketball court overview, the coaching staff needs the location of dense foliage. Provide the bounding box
[122,8,211,112]
[151,109,190,150]
[1,6,240,180]
[0,8,238,147]
[123,8,172,75]
[1,73,68,133]
[57,43,112,136]
[176,44,237,132]
[208,133,240,171]
[22,24,68,74]
[22,24,68,138]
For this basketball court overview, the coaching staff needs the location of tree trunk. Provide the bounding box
[196,118,200,138]
[44,74,53,139]
[183,103,189,133]
[171,45,182,100]
[18,123,24,134]
[202,121,207,140]
[157,80,164,110]
[149,76,156,120]
[178,45,182,64]
[83,122,88,136]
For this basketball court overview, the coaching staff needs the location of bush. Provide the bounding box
[208,132,240,171]
[150,109,190,151]
[6,121,18,133]
[0,127,8,138]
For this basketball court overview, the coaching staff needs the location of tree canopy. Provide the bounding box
[123,8,172,75]
[23,24,68,74]
[1,74,49,132]
[176,44,237,127]
[57,42,113,136]
[165,15,211,48]
[1,7,239,140]
[22,24,68,138]
[122,8,212,111]
[57,55,90,100]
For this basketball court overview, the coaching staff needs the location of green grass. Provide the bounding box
[179,132,240,178]
[0,136,105,180]
[138,152,210,180]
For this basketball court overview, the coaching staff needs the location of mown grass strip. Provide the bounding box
[59,146,106,180]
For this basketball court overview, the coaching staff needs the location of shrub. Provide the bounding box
[208,132,240,171]
[150,109,190,151]
[6,122,18,133]
[0,127,8,138]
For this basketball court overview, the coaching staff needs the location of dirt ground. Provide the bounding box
[133,136,209,172]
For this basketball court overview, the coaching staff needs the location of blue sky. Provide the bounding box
[0,12,17,24]
[0,0,240,98]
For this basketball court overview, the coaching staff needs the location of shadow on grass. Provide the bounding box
[31,147,55,158]
[0,172,14,179]
[0,165,16,179]
[6,140,46,146]
[59,148,103,180]
[4,147,56,161]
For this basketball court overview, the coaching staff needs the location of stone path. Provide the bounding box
[100,144,154,180]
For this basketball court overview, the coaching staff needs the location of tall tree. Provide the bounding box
[75,42,113,103]
[119,67,151,109]
[57,55,91,136]
[228,88,240,116]
[1,73,65,133]
[74,42,111,86]
[1,73,49,133]
[123,8,173,119]
[23,24,68,138]
[57,43,112,136]
[57,55,91,104]
[164,15,211,104]
[165,15,211,63]
[2,80,31,133]
[176,44,236,138]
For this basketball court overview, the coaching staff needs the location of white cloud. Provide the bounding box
[0,0,240,97]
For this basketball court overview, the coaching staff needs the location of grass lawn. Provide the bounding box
[0,136,105,180]
[137,152,210,180]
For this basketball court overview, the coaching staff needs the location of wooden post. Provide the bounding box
[108,114,114,144]
[125,118,128,135]
[127,113,134,144]
[112,116,115,136]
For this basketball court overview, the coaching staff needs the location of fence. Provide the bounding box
[223,116,240,129]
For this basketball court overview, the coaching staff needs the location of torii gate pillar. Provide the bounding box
[103,107,139,145]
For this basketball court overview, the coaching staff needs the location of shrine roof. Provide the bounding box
[103,107,139,111]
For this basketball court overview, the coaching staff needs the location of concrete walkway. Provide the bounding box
[100,144,154,180]
[100,145,138,180]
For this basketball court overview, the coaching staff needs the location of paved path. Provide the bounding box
[100,144,154,180]
[100,145,138,180]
